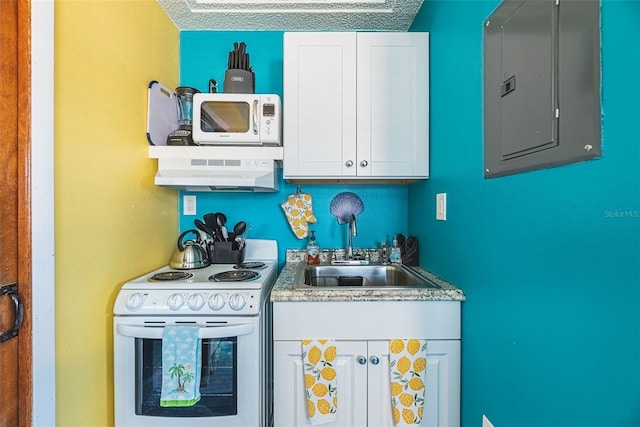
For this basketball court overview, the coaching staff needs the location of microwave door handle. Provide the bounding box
[252,99,258,135]
[116,323,255,339]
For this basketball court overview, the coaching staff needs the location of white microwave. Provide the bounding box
[192,93,281,146]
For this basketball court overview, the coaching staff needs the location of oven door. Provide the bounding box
[113,316,263,427]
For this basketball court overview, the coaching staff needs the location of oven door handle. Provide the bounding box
[116,323,255,339]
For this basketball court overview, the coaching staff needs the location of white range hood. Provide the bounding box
[149,146,283,192]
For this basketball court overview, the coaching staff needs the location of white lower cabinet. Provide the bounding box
[273,301,461,427]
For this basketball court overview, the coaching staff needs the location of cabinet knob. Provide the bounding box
[370,356,379,365]
[345,160,354,167]
[357,356,367,365]
[360,160,369,167]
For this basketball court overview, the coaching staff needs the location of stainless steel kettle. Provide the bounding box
[169,229,210,269]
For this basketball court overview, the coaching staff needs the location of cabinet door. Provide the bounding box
[422,340,461,427]
[366,341,394,427]
[273,340,368,427]
[367,340,460,427]
[356,33,429,178]
[283,32,357,178]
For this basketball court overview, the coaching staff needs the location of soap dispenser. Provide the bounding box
[389,235,402,264]
[306,230,320,265]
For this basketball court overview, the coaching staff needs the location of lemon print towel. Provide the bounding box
[389,339,428,425]
[281,192,317,239]
[302,339,337,425]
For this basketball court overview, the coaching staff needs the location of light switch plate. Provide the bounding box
[436,193,447,221]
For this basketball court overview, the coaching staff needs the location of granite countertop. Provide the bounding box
[270,249,466,303]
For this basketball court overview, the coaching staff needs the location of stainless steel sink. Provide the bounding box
[293,263,440,290]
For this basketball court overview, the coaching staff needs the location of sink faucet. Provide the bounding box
[347,214,357,260]
[381,242,389,265]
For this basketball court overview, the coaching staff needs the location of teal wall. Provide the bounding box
[179,2,639,425]
[179,31,411,262]
[410,1,640,426]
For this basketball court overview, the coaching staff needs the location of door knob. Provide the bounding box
[370,356,380,365]
[357,356,367,365]
[345,160,354,167]
[360,160,369,167]
[0,283,23,343]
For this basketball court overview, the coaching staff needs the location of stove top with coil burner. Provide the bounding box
[148,271,194,281]
[234,261,267,270]
[113,239,278,316]
[211,269,261,282]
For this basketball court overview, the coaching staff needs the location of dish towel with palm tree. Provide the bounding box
[160,326,202,407]
[302,339,338,425]
[389,339,428,425]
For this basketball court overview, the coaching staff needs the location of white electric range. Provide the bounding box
[113,239,278,427]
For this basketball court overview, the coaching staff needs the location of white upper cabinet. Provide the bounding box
[283,32,429,181]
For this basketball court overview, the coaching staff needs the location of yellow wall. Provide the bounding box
[54,1,179,425]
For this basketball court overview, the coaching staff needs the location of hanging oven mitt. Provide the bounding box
[389,339,428,425]
[281,192,317,239]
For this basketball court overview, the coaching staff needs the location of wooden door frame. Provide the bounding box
[3,0,55,425]
[17,0,33,426]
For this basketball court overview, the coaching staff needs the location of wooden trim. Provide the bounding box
[17,0,33,425]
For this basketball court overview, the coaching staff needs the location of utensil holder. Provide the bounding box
[223,69,255,94]
[208,240,245,264]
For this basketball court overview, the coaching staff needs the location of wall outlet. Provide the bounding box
[183,195,196,215]
[436,193,447,221]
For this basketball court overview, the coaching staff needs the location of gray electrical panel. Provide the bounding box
[483,0,601,178]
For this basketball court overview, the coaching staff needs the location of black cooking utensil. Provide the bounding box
[194,219,214,240]
[216,212,227,224]
[204,213,221,241]
[232,221,247,238]
[238,223,252,250]
[215,212,229,241]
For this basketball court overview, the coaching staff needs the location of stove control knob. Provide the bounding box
[228,293,247,311]
[167,293,185,311]
[188,293,206,311]
[125,292,145,311]
[208,293,227,311]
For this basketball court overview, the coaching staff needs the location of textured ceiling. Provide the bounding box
[157,0,424,31]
